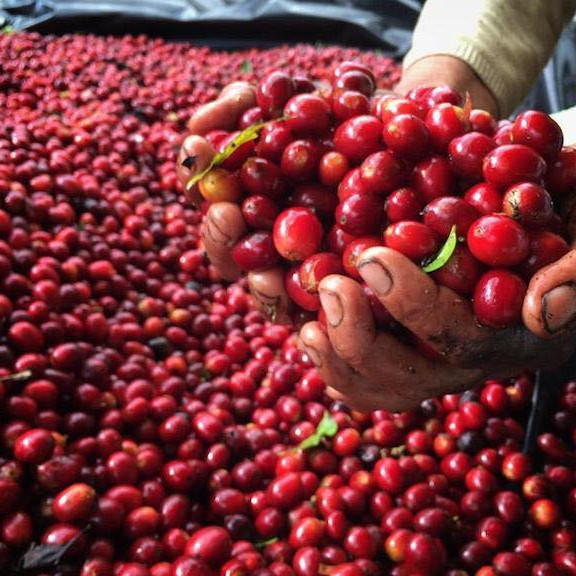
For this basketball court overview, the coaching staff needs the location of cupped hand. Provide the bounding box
[177,82,292,322]
[298,231,576,413]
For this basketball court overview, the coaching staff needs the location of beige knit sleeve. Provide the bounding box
[404,0,576,117]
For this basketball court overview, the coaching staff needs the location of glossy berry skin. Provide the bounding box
[464,183,502,215]
[198,168,242,203]
[338,167,369,200]
[405,533,446,575]
[494,123,514,146]
[333,61,376,84]
[285,267,320,312]
[385,187,423,223]
[257,71,295,118]
[327,225,357,255]
[284,94,331,137]
[281,140,322,182]
[334,70,376,97]
[231,232,280,271]
[289,184,338,219]
[14,428,55,464]
[467,215,529,267]
[334,116,383,164]
[431,245,483,296]
[184,526,232,567]
[546,146,576,197]
[239,106,266,129]
[52,483,96,523]
[319,151,350,186]
[255,123,294,163]
[381,98,425,126]
[448,132,496,181]
[273,208,323,261]
[473,270,527,327]
[373,458,405,494]
[426,103,467,152]
[423,197,480,237]
[332,90,370,121]
[426,85,462,107]
[412,156,455,202]
[242,195,279,230]
[483,144,546,189]
[502,182,554,229]
[512,110,563,160]
[289,517,325,549]
[299,253,344,293]
[470,109,497,135]
[336,193,383,236]
[240,157,287,200]
[382,114,430,159]
[384,222,439,263]
[344,526,377,559]
[360,151,406,195]
[492,552,531,576]
[520,231,570,277]
[529,498,561,530]
[342,237,381,280]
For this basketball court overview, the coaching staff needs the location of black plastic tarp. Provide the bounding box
[0,0,422,55]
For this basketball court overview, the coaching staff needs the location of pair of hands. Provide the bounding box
[177,80,576,413]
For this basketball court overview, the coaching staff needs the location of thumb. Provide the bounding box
[523,249,576,337]
[177,134,216,205]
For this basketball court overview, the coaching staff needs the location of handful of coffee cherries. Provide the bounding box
[188,62,574,332]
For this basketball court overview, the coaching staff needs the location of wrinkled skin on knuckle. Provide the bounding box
[331,322,375,367]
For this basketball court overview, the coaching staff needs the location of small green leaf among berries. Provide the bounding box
[298,411,338,451]
[422,225,458,273]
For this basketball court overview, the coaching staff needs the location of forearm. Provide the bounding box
[399,0,576,117]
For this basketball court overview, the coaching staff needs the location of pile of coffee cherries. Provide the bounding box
[193,64,574,329]
[0,31,575,576]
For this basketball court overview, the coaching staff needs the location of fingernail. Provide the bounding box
[319,290,343,328]
[204,216,230,246]
[542,283,576,333]
[252,291,279,323]
[298,342,322,367]
[357,260,393,296]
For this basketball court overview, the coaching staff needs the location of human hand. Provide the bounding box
[176,82,292,322]
[297,235,576,413]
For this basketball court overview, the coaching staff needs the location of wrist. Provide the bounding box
[395,55,500,118]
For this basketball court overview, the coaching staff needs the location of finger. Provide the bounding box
[316,275,377,366]
[177,135,216,203]
[317,275,482,399]
[202,202,246,282]
[298,322,411,413]
[247,267,291,324]
[356,247,486,359]
[187,84,256,135]
[220,81,255,98]
[523,249,576,337]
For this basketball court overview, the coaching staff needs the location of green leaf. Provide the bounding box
[298,411,338,451]
[1,26,15,35]
[0,370,32,384]
[240,59,253,73]
[316,410,338,437]
[422,225,458,273]
[186,120,268,191]
[254,537,279,550]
